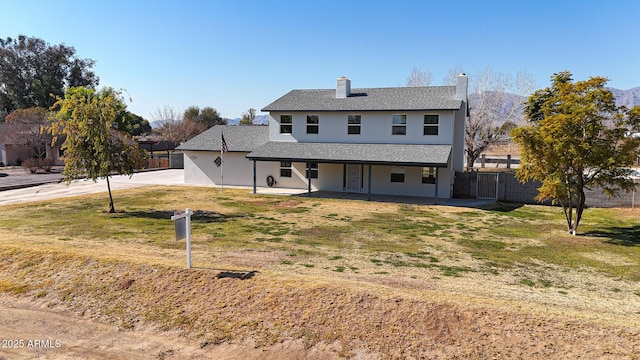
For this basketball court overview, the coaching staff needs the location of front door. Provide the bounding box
[346,164,361,192]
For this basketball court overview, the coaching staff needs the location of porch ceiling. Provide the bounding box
[246,142,451,167]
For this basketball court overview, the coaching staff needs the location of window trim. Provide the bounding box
[422,166,436,184]
[280,161,292,177]
[390,166,405,183]
[347,114,361,135]
[392,114,407,135]
[423,114,439,136]
[280,115,292,134]
[306,162,318,179]
[306,115,319,134]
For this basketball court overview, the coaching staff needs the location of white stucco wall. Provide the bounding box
[183,150,278,187]
[266,161,452,198]
[0,143,6,165]
[184,149,452,198]
[268,111,455,145]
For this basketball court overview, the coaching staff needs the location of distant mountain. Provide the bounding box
[608,87,640,108]
[227,114,269,125]
[469,87,640,125]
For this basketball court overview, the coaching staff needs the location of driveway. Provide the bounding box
[0,169,186,206]
[0,168,495,208]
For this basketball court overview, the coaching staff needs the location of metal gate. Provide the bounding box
[477,173,498,199]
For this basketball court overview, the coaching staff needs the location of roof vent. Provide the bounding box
[336,76,351,98]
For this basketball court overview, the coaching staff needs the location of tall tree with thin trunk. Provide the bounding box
[512,71,640,235]
[240,108,256,125]
[404,67,432,87]
[49,87,146,213]
[464,68,534,168]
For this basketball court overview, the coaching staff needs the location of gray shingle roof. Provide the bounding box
[246,142,451,166]
[176,125,268,152]
[262,86,462,112]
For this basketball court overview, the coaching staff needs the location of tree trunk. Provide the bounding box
[572,188,586,235]
[106,176,115,213]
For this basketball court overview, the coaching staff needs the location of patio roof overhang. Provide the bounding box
[246,142,451,167]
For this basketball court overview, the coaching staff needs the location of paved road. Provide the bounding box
[0,169,186,206]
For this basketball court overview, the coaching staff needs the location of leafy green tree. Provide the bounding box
[0,35,98,121]
[183,105,226,129]
[49,87,147,213]
[512,71,640,234]
[240,108,256,125]
[128,113,152,136]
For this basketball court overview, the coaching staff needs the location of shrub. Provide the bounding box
[22,158,39,173]
[40,158,55,172]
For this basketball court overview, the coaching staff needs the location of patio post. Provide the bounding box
[367,164,372,201]
[434,167,439,203]
[307,162,312,196]
[253,160,256,194]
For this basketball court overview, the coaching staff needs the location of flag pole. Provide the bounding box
[221,150,224,192]
[221,132,228,192]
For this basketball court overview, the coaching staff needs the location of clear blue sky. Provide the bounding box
[2,0,639,120]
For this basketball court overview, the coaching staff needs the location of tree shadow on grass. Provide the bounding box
[477,202,524,212]
[583,225,640,246]
[110,209,244,223]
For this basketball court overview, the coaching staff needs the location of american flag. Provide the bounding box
[221,133,228,153]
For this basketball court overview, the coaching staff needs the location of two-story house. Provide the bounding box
[178,74,468,200]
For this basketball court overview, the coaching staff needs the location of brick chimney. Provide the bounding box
[336,76,351,98]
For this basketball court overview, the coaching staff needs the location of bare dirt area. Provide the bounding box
[0,252,638,360]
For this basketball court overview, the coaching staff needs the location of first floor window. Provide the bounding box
[306,162,318,179]
[307,115,319,134]
[392,114,406,135]
[390,166,405,182]
[422,167,436,184]
[424,115,439,135]
[348,115,361,134]
[280,115,292,134]
[280,161,292,177]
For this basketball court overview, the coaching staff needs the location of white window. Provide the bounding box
[348,115,361,135]
[306,162,318,179]
[424,115,439,135]
[392,115,406,135]
[280,161,292,177]
[307,115,319,134]
[390,166,405,182]
[422,167,436,184]
[280,115,292,134]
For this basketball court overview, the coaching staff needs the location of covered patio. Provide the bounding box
[246,142,452,201]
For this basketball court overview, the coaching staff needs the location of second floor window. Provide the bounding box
[392,115,406,135]
[280,115,292,134]
[307,115,319,134]
[424,115,439,135]
[348,115,361,134]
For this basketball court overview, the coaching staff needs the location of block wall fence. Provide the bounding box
[453,171,638,208]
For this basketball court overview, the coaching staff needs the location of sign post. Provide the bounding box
[171,208,193,269]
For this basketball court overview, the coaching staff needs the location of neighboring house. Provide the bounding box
[0,123,63,166]
[179,74,468,199]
